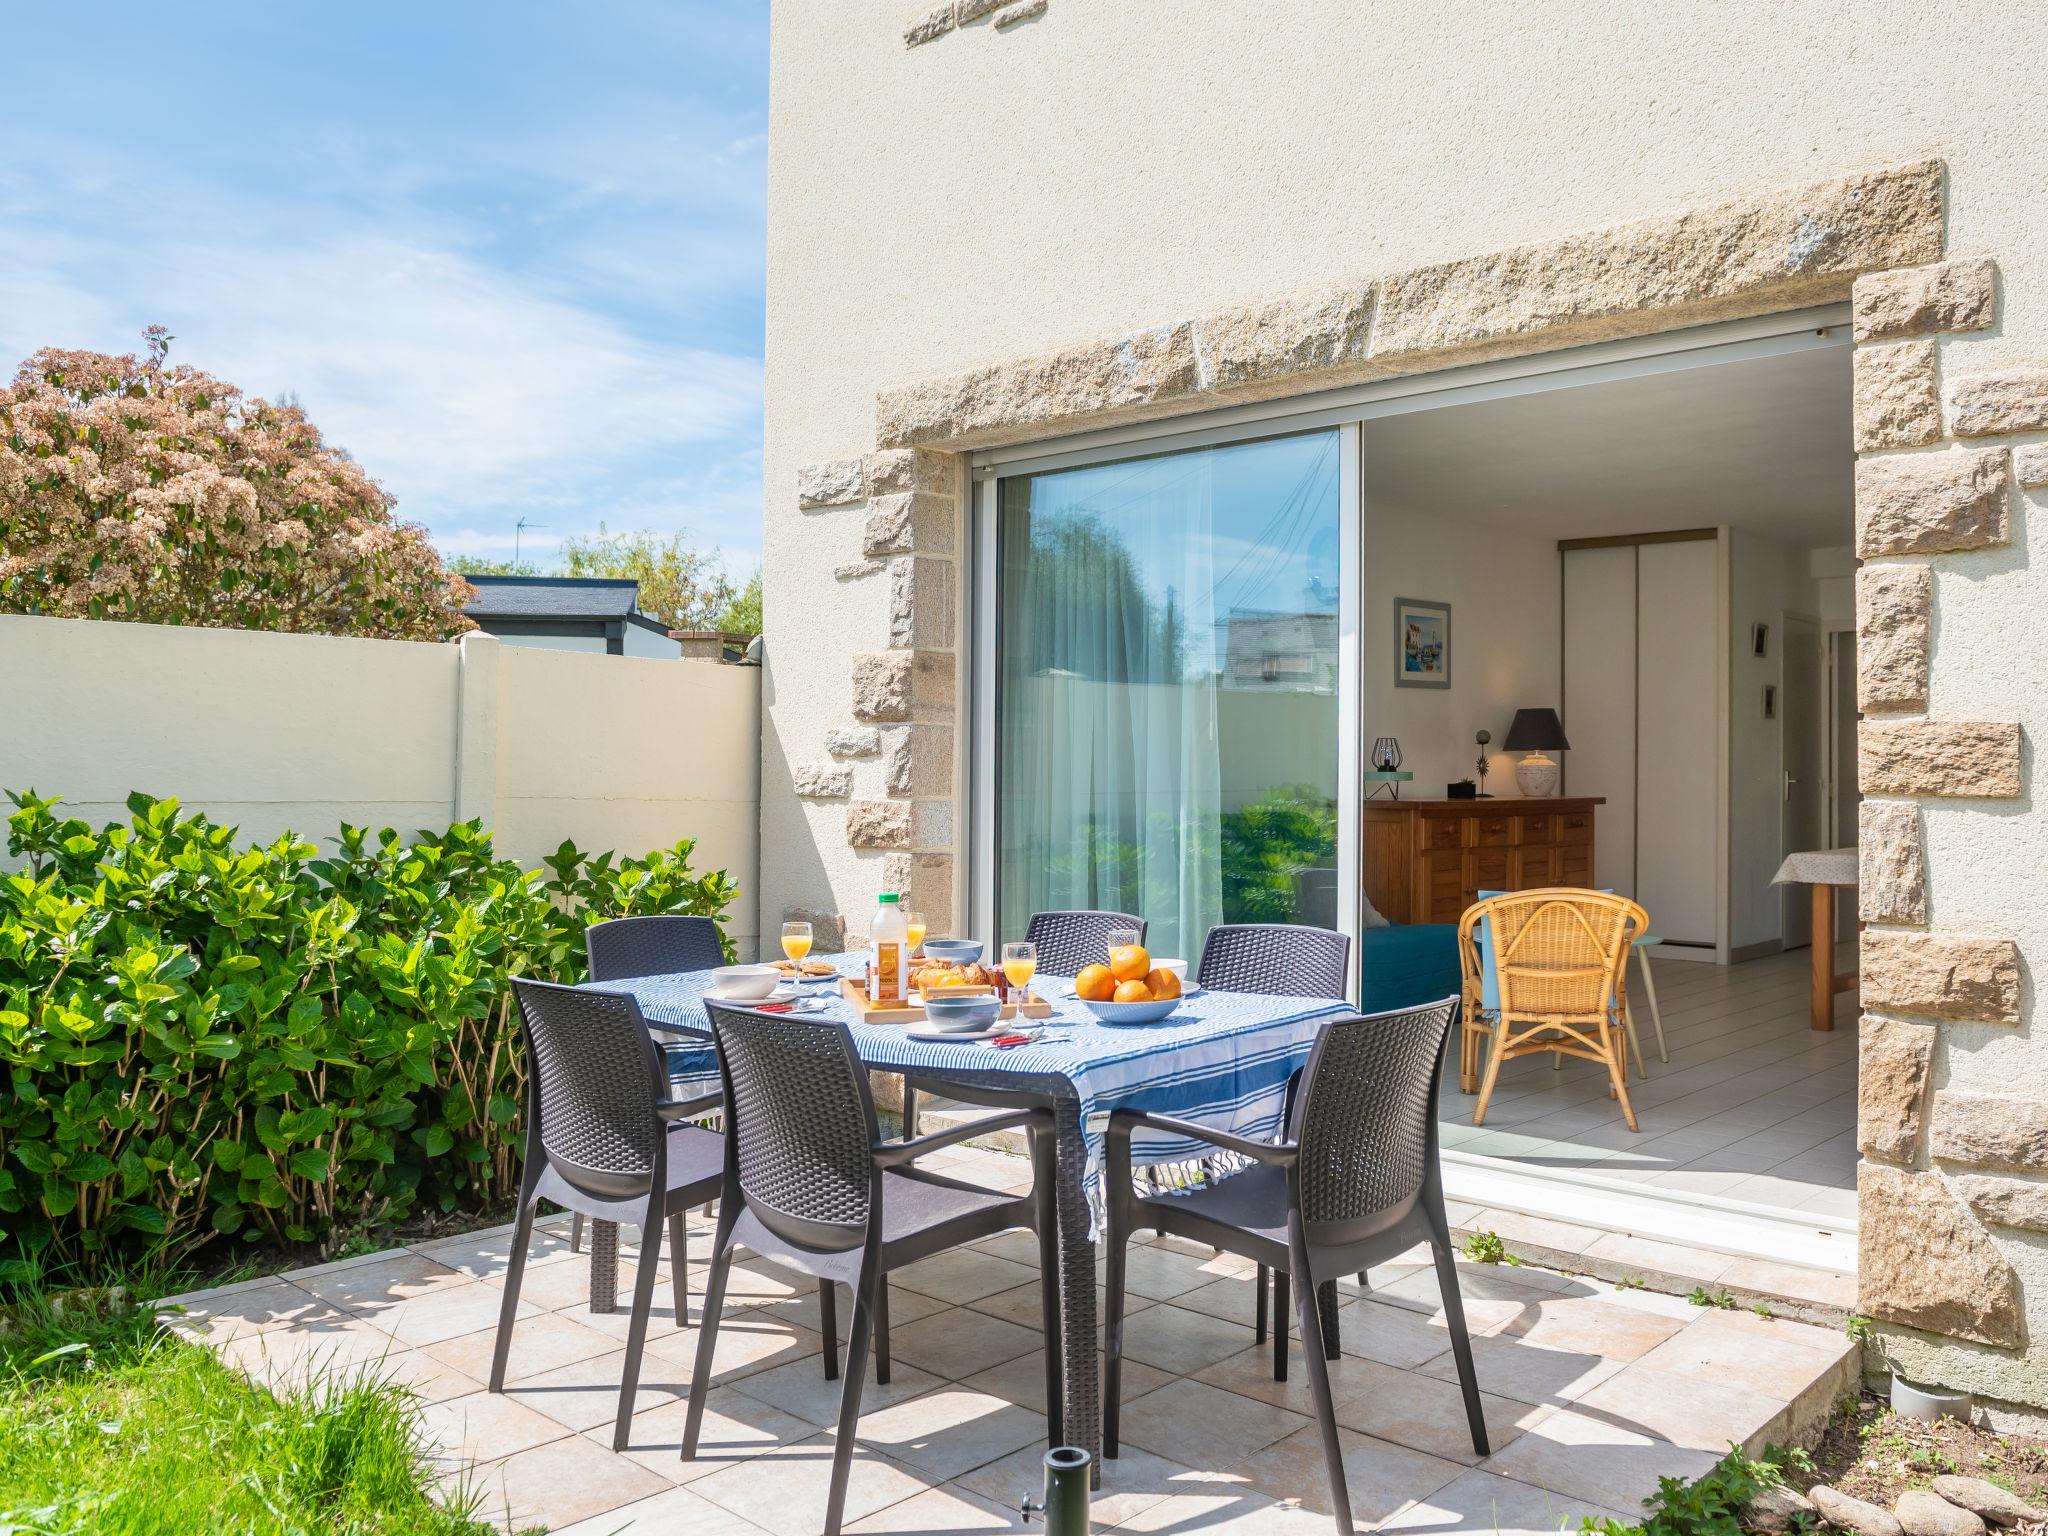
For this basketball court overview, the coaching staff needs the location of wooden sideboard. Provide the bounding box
[1363,797,1604,926]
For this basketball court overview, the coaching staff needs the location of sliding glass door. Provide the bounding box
[993,429,1345,961]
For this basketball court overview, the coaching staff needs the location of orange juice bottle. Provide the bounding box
[870,893,908,1004]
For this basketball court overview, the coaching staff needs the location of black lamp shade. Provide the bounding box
[1504,708,1570,753]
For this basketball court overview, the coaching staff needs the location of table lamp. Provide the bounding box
[1504,708,1570,797]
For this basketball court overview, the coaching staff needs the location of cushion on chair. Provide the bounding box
[1358,924,1461,1014]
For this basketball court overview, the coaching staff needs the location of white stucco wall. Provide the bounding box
[764,0,2048,1399]
[0,615,760,955]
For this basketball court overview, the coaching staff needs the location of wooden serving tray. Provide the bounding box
[840,977,1051,1025]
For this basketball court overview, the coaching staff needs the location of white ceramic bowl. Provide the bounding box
[1153,958,1188,984]
[920,993,1002,1033]
[710,964,780,1001]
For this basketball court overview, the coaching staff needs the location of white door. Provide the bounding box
[1781,614,1826,949]
[1633,539,1721,946]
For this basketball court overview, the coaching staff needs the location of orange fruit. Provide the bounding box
[1113,978,1154,1004]
[1074,963,1116,1002]
[1145,967,1182,1000]
[1108,943,1151,983]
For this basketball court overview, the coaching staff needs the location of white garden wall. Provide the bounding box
[0,614,760,955]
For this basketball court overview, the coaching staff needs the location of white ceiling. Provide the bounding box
[1360,343,1855,550]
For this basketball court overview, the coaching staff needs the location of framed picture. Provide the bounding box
[1751,622,1770,658]
[1763,684,1777,720]
[1394,597,1451,689]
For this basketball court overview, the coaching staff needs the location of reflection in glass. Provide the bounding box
[995,430,1342,961]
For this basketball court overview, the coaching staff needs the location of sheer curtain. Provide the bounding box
[995,431,1341,963]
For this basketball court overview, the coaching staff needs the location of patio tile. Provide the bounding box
[1192,1342,1388,1415]
[292,1251,467,1314]
[1119,1378,1310,1474]
[550,1483,775,1535]
[610,1385,821,1484]
[1377,1466,1643,1536]
[1715,1258,1857,1308]
[1473,1210,1608,1255]
[217,1316,421,1392]
[377,1280,541,1348]
[1630,1310,1855,1401]
[1116,1242,1250,1301]
[1228,1423,1465,1524]
[1494,1293,1688,1362]
[885,1305,1043,1379]
[410,1222,577,1280]
[967,1279,1123,1332]
[688,1435,932,1536]
[1327,1358,1549,1465]
[1578,1232,1735,1282]
[1355,1270,1531,1334]
[958,1439,1196,1528]
[364,1345,488,1404]
[418,1387,572,1465]
[1118,1301,1269,1376]
[847,1483,1026,1532]
[963,1347,1173,1419]
[642,1312,828,1385]
[570,1289,692,1345]
[462,1432,671,1530]
[503,1346,690,1432]
[732,1350,947,1428]
[1416,1331,1626,1408]
[752,1278,950,1337]
[1477,1405,1719,1513]
[1572,1362,1791,1453]
[159,1280,353,1345]
[852,1385,1047,1482]
[890,1248,1039,1304]
[1112,1484,1336,1535]
[426,1309,621,1383]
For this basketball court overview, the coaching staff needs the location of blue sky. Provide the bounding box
[0,4,769,574]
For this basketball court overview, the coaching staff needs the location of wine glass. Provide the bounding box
[781,920,813,968]
[1002,940,1038,1007]
[905,909,928,957]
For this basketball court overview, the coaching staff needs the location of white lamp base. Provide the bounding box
[1514,753,1560,797]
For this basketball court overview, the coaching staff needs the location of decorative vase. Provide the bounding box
[1514,752,1560,797]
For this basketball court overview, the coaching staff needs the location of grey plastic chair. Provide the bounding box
[489,977,720,1451]
[1023,908,1148,978]
[900,909,1146,1139]
[573,915,728,1257]
[1103,997,1484,1536]
[1193,921,1354,1366]
[683,1000,1064,1536]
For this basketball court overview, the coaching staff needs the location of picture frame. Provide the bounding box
[1751,621,1770,658]
[1394,597,1452,689]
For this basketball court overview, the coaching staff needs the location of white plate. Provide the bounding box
[904,1025,1013,1043]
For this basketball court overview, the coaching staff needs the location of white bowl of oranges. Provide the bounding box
[1073,942,1184,1025]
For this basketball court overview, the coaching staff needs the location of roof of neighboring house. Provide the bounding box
[461,575,642,622]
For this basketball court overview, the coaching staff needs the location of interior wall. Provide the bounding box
[1362,497,1561,799]
[1727,529,1828,954]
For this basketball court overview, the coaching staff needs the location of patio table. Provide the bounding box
[578,952,1350,1473]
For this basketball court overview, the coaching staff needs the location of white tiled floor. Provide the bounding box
[1437,945,1858,1224]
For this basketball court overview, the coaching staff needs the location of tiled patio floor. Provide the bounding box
[1438,945,1859,1223]
[162,1148,1862,1535]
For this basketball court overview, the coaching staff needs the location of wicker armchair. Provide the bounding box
[1103,997,1483,1536]
[488,978,721,1451]
[1458,888,1650,1132]
[682,1001,1062,1536]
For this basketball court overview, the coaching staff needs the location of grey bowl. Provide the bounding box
[920,993,1001,1033]
[920,937,984,964]
[1081,996,1179,1026]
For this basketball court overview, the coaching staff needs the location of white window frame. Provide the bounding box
[964,303,1851,1007]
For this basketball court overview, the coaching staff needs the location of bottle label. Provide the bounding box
[874,941,902,1002]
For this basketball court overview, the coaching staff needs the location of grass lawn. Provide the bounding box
[0,1279,512,1536]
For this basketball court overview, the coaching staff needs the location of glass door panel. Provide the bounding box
[994,429,1343,962]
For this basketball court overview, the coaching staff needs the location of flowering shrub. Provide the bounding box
[0,328,472,639]
[0,790,740,1274]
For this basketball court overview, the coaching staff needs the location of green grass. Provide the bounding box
[0,1273,505,1536]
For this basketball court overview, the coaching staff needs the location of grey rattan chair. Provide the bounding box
[1194,921,1355,1370]
[573,916,729,1256]
[1103,997,1483,1536]
[489,978,719,1451]
[683,1000,1063,1536]
[1196,922,1352,998]
[1024,908,1148,977]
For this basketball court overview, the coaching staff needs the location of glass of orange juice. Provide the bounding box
[1002,940,1038,1007]
[1107,928,1140,961]
[781,920,813,966]
[905,910,927,956]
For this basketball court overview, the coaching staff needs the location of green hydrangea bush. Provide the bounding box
[0,789,739,1275]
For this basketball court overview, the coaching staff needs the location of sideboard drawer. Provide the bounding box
[1558,843,1594,885]
[1519,813,1555,845]
[1423,816,1466,852]
[1514,846,1558,887]
[1559,810,1595,844]
[1468,845,1513,891]
[1474,814,1517,847]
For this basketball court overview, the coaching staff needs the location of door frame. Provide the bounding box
[1779,609,1828,950]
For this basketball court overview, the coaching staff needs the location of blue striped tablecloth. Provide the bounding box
[595,951,1350,1218]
